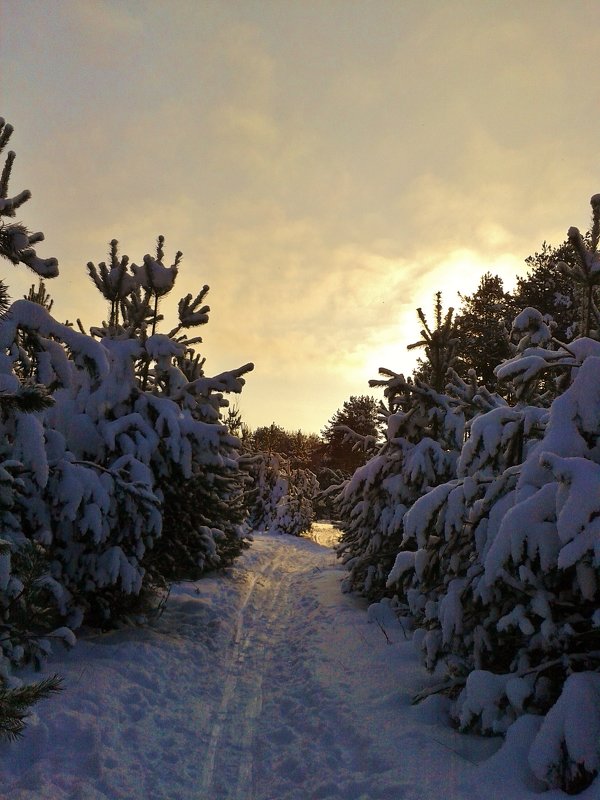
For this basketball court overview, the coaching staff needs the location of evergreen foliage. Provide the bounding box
[243,449,318,537]
[240,422,321,536]
[5,111,600,792]
[0,117,66,738]
[250,423,322,471]
[515,239,577,343]
[409,292,457,392]
[321,395,380,476]
[82,235,254,601]
[0,118,255,738]
[453,273,515,391]
[0,118,57,280]
[356,196,600,795]
[559,201,600,339]
[335,298,463,600]
[0,673,62,741]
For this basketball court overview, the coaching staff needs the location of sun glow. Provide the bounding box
[355,248,526,387]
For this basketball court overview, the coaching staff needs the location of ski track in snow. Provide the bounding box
[193,532,387,800]
[0,524,578,800]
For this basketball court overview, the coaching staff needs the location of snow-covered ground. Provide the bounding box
[1,526,594,799]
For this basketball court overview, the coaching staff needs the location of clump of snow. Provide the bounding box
[529,673,600,793]
[386,550,416,586]
[131,253,178,295]
[511,307,553,349]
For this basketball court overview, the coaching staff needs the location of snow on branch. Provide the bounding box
[0,119,58,277]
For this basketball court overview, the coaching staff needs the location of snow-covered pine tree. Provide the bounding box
[145,318,252,581]
[0,289,163,628]
[84,237,253,592]
[244,451,290,532]
[401,306,586,700]
[241,424,322,532]
[515,239,578,344]
[270,465,319,537]
[0,118,58,281]
[243,448,318,537]
[405,195,600,795]
[336,297,463,600]
[0,117,67,736]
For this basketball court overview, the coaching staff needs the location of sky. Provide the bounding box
[1,0,599,433]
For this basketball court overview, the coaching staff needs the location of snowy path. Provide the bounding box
[0,526,571,800]
[196,531,388,800]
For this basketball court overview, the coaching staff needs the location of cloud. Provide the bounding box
[4,0,600,433]
[70,0,144,43]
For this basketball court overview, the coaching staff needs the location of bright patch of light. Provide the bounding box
[354,248,525,386]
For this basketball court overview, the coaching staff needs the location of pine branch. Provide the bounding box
[0,385,54,414]
[0,150,15,198]
[0,118,14,154]
[590,194,600,253]
[0,674,63,741]
[412,676,466,704]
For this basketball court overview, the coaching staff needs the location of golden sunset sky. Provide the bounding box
[1,1,599,432]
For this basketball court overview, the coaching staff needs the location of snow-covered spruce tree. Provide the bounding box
[335,297,463,600]
[84,237,253,592]
[404,197,600,794]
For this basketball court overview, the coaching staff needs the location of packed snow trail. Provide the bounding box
[0,526,579,800]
